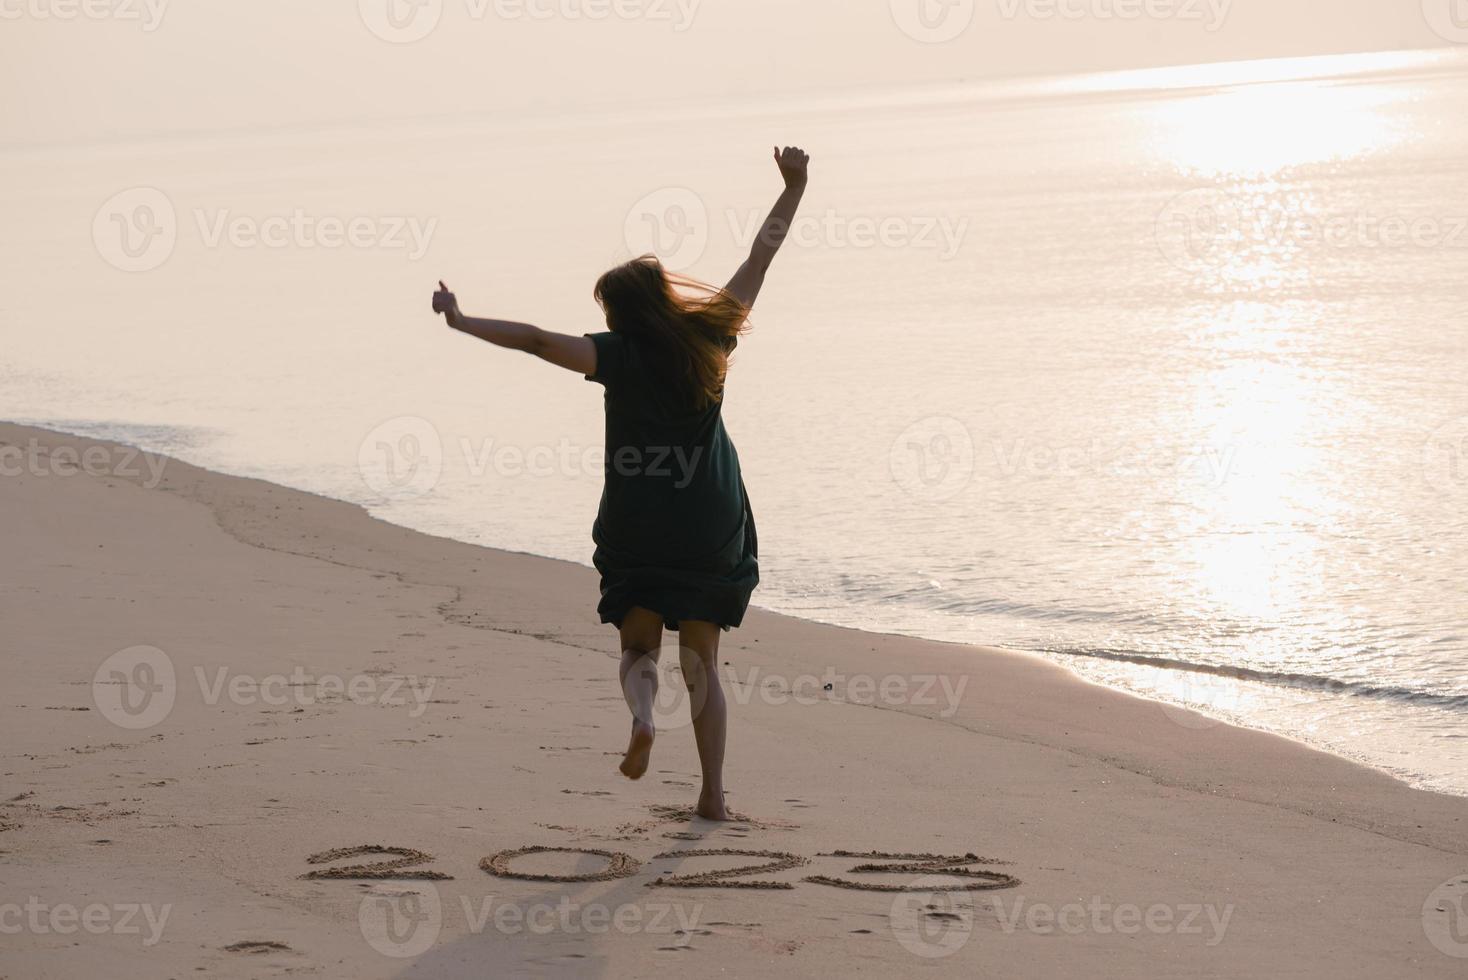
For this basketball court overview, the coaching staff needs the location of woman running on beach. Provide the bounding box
[432,146,809,820]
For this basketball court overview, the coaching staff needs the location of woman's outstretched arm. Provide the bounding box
[432,281,596,375]
[724,146,809,309]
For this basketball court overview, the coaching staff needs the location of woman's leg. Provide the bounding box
[618,607,664,780]
[677,621,730,821]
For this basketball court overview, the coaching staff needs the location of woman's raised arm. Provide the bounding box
[723,146,809,310]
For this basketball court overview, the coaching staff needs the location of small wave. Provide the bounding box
[8,417,216,454]
[1043,646,1468,711]
[853,586,1149,626]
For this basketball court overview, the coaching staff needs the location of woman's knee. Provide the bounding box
[676,626,720,690]
[619,607,665,658]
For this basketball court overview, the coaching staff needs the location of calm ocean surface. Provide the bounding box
[5,50,1466,792]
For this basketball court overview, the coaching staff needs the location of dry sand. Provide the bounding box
[1,420,1465,978]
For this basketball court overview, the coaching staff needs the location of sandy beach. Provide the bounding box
[2,419,1464,978]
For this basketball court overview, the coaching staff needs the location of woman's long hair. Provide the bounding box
[594,255,750,408]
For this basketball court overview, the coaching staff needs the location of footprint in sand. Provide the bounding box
[223,941,293,954]
[68,742,128,755]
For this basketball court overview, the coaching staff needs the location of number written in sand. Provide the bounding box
[303,845,1020,892]
[482,845,642,883]
[301,845,453,881]
[646,848,810,890]
[803,851,1019,892]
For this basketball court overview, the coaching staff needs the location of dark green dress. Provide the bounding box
[584,331,758,631]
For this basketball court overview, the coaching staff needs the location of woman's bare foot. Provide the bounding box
[619,721,655,780]
[695,789,731,821]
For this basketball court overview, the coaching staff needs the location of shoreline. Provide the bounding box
[4,420,1466,977]
[9,415,1460,799]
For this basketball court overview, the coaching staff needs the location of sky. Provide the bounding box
[1,0,1460,146]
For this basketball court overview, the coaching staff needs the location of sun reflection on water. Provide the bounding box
[1168,304,1350,656]
[1147,78,1413,177]
[1138,57,1422,645]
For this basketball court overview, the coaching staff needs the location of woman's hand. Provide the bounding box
[774,145,809,190]
[432,280,462,329]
